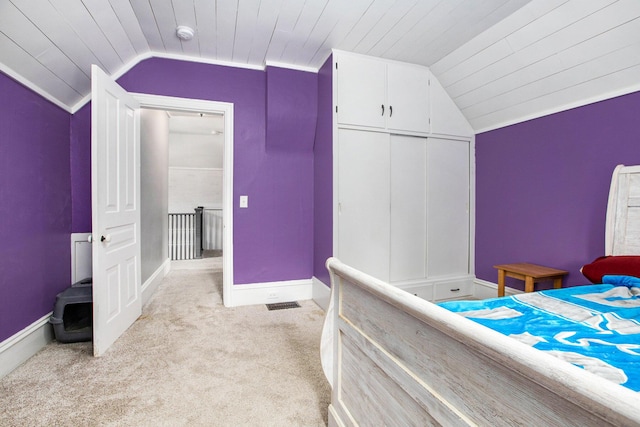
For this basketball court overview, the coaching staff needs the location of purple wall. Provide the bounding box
[0,72,71,342]
[266,66,317,152]
[70,58,318,284]
[476,90,640,290]
[70,104,91,233]
[313,56,333,286]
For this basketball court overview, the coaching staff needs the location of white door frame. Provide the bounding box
[133,93,235,307]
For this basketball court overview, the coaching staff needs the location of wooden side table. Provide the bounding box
[493,263,568,297]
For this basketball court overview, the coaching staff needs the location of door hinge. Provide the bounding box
[336,105,338,113]
[335,62,338,70]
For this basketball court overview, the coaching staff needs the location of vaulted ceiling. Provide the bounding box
[2,0,639,132]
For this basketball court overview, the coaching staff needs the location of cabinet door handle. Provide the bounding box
[381,104,384,116]
[389,105,393,117]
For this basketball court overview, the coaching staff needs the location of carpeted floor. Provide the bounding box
[0,256,331,426]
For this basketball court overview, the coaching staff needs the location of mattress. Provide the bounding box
[440,275,640,392]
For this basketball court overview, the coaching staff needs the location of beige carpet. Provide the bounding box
[0,256,331,426]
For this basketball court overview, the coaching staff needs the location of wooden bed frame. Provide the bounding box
[323,164,640,426]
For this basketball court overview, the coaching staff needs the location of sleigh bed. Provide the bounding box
[322,164,640,426]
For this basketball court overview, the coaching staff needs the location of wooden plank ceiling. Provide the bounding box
[1,0,639,132]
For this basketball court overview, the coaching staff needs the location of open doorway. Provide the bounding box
[135,94,234,307]
[165,110,224,261]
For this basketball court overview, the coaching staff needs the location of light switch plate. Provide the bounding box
[239,195,248,208]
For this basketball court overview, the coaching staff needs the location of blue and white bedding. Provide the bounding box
[439,275,640,392]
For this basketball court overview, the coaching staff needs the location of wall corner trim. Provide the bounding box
[312,276,331,312]
[0,313,54,379]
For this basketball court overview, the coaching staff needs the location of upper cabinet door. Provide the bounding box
[336,54,386,129]
[387,64,430,134]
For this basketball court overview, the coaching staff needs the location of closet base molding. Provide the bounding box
[473,278,524,299]
[0,312,54,379]
[394,274,475,302]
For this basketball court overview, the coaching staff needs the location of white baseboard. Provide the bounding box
[0,313,54,379]
[142,258,171,306]
[231,279,313,307]
[473,278,523,299]
[312,277,331,312]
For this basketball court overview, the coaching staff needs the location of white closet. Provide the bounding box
[336,54,430,133]
[333,50,475,301]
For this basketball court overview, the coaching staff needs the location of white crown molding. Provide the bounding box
[474,82,640,134]
[265,60,319,73]
[0,63,72,113]
[68,52,321,114]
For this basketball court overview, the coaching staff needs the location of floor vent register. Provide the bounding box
[266,301,301,311]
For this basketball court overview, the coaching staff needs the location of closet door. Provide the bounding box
[336,54,386,129]
[390,135,427,282]
[387,63,430,134]
[337,129,390,282]
[426,138,470,277]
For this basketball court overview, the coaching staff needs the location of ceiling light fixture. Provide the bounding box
[176,26,195,41]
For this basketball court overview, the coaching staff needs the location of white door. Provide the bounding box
[390,135,427,282]
[337,129,390,282]
[91,65,142,357]
[336,54,386,129]
[387,63,430,134]
[426,137,470,277]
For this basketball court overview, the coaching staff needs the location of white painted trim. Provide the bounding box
[154,52,265,71]
[0,63,72,113]
[231,279,313,307]
[0,313,54,379]
[69,52,320,113]
[474,83,640,134]
[70,53,155,114]
[473,278,523,300]
[468,135,476,277]
[265,61,319,73]
[141,258,171,306]
[132,94,235,308]
[312,276,331,312]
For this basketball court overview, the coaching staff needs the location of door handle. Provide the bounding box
[389,105,392,117]
[381,104,384,116]
[101,234,112,243]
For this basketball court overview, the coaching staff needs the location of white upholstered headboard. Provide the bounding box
[605,164,640,256]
